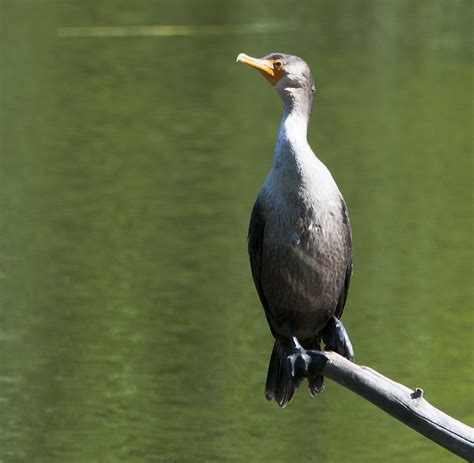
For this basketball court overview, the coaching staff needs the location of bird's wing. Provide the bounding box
[248,198,277,338]
[335,198,353,319]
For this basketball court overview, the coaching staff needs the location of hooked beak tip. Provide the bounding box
[236,52,249,63]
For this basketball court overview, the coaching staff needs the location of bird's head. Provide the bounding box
[236,52,315,112]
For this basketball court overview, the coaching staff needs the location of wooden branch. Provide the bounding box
[288,350,474,460]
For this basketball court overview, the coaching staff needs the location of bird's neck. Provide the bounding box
[280,104,309,140]
[274,103,312,168]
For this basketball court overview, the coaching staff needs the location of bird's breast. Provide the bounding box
[258,167,350,338]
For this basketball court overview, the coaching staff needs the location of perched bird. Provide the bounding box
[237,52,354,407]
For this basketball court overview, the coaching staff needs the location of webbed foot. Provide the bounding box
[287,336,327,395]
[320,316,354,361]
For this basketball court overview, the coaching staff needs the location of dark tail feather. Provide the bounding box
[265,340,295,408]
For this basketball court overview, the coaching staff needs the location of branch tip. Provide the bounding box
[411,387,424,399]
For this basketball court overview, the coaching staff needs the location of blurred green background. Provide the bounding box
[0,0,472,461]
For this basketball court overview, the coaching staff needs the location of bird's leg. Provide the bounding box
[287,331,327,392]
[287,333,308,387]
[289,334,304,352]
[320,316,354,361]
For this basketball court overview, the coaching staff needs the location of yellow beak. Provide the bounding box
[236,53,284,86]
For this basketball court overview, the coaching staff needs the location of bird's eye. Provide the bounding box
[274,61,282,69]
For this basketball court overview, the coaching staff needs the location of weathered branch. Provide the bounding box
[288,350,474,460]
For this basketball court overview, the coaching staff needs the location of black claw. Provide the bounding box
[308,374,325,396]
[321,316,355,361]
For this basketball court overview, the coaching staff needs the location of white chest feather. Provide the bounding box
[259,109,345,252]
[264,112,341,210]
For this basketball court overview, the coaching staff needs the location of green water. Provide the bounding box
[1,1,472,461]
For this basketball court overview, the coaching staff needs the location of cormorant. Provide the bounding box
[237,52,354,407]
